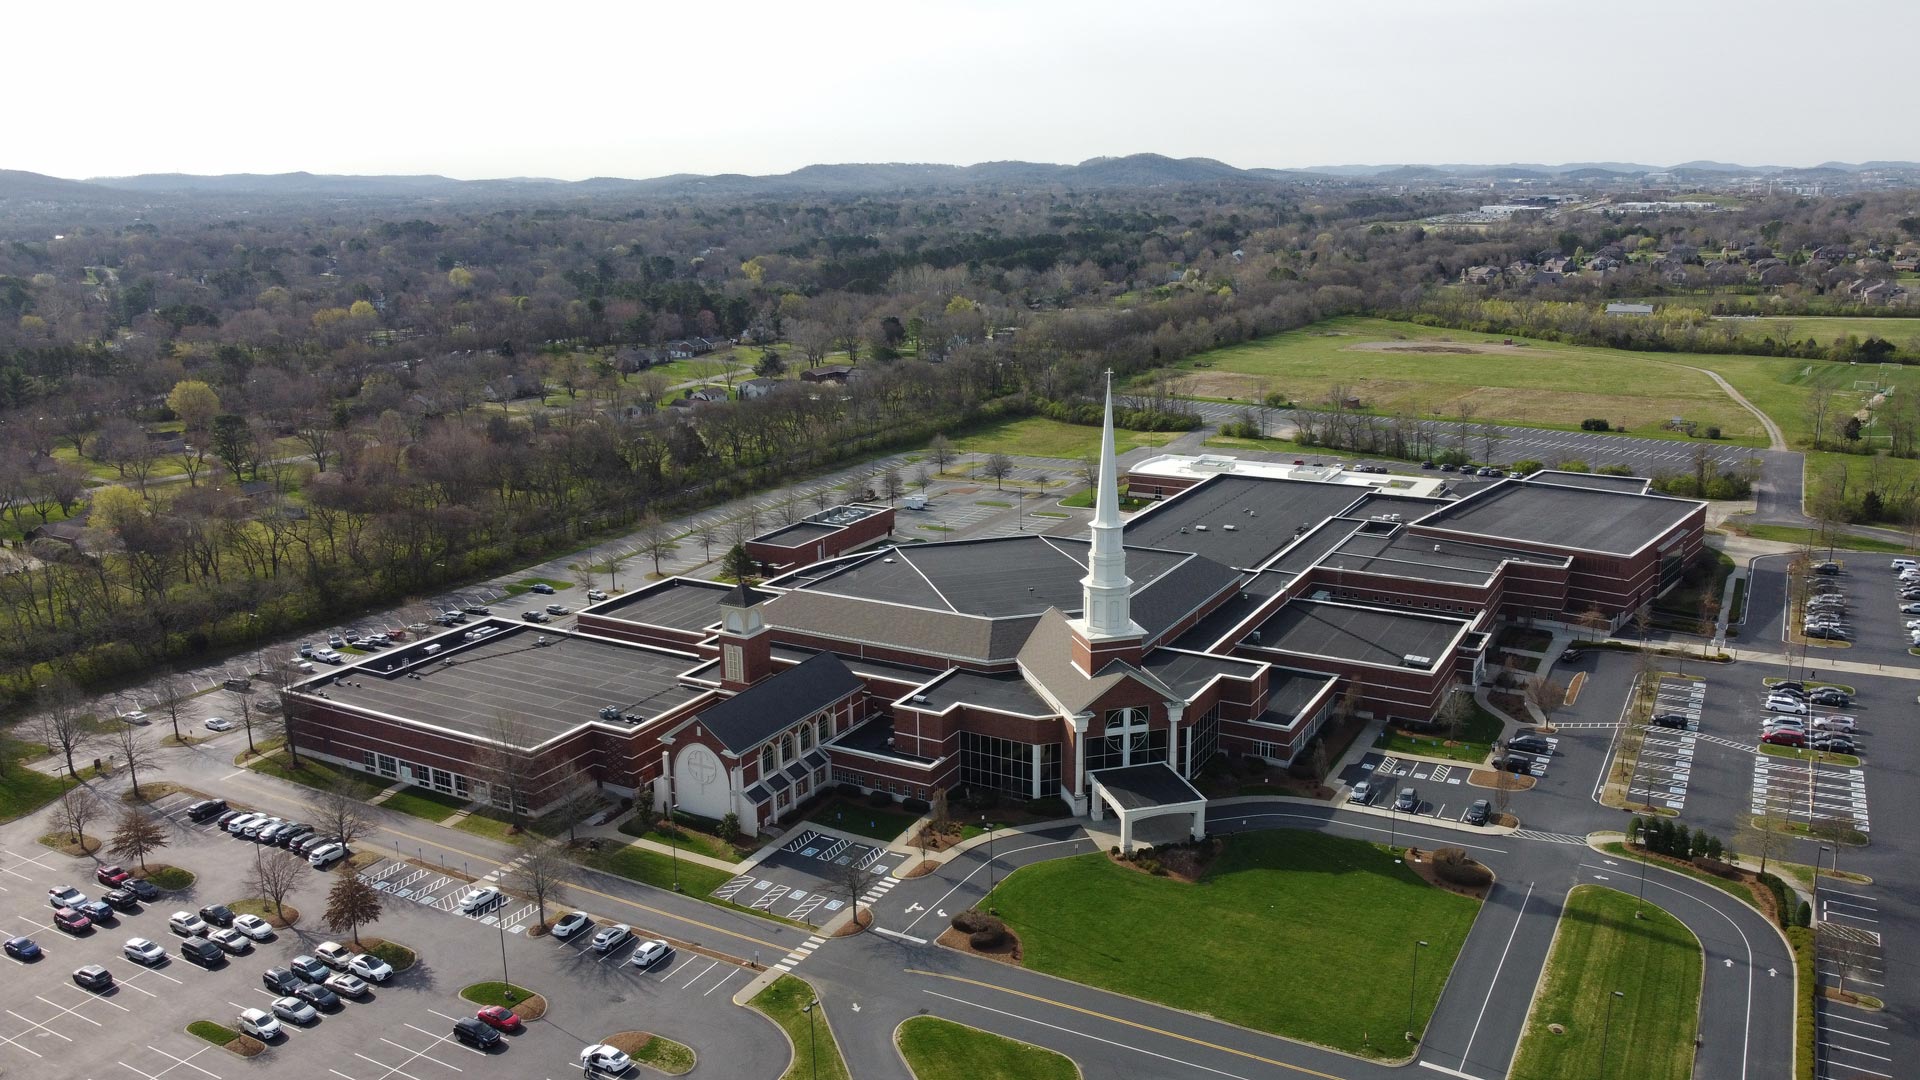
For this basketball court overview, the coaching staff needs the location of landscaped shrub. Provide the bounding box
[1797,901,1812,927]
[951,910,989,934]
[969,927,1007,950]
[901,797,930,814]
[1691,855,1738,878]
[837,782,862,798]
[1431,847,1492,887]
[867,789,895,808]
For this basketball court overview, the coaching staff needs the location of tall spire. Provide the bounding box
[1079,371,1141,640]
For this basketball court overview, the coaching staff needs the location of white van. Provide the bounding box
[1892,558,1916,571]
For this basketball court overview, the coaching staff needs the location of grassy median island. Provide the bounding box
[1509,885,1703,1080]
[896,1017,1077,1080]
[750,974,850,1080]
[983,830,1479,1057]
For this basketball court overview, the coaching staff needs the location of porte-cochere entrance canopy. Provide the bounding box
[1088,762,1207,854]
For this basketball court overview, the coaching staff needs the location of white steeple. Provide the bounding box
[1077,371,1142,641]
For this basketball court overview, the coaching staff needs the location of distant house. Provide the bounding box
[665,341,696,360]
[1890,258,1920,273]
[1586,255,1622,273]
[1606,303,1655,316]
[1462,265,1499,285]
[800,365,854,384]
[614,347,664,372]
[1859,282,1902,305]
[1528,271,1565,286]
[26,518,91,552]
[739,378,785,400]
[1757,264,1798,287]
[1811,245,1852,263]
[1541,257,1574,274]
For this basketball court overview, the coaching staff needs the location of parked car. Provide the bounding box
[4,935,42,960]
[185,799,228,821]
[315,941,355,969]
[349,953,393,983]
[521,610,550,623]
[1763,715,1806,728]
[629,939,673,969]
[123,937,167,965]
[292,983,341,1011]
[52,907,91,933]
[1506,735,1552,755]
[271,995,317,1025]
[464,605,491,615]
[458,886,503,914]
[1813,715,1856,732]
[580,1043,632,1075]
[199,904,235,928]
[453,1016,503,1049]
[290,954,330,983]
[72,965,113,991]
[179,937,225,967]
[103,888,139,913]
[1812,734,1857,753]
[1765,697,1809,715]
[1393,788,1419,812]
[325,972,369,997]
[96,865,132,887]
[262,967,303,994]
[551,912,593,940]
[48,885,87,909]
[208,927,252,954]
[1347,780,1374,805]
[118,710,150,725]
[232,914,274,941]
[237,1008,281,1041]
[591,923,633,953]
[476,1005,521,1031]
[77,899,114,924]
[1762,729,1808,747]
[587,589,608,601]
[530,583,556,594]
[308,843,348,869]
[1809,689,1852,707]
[1463,799,1491,826]
[545,603,570,615]
[1651,712,1690,729]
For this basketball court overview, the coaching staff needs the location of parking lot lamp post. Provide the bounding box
[670,802,681,892]
[498,915,512,1001]
[982,817,998,891]
[1635,822,1648,918]
[1407,939,1429,1038]
[1598,990,1624,1077]
[801,997,819,1077]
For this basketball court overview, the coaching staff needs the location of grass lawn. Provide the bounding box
[1758,743,1861,767]
[364,939,416,971]
[144,865,196,890]
[230,897,299,927]
[578,841,757,913]
[806,799,922,842]
[379,786,467,823]
[0,765,74,823]
[1160,315,1768,441]
[985,830,1480,1056]
[245,750,386,798]
[630,1033,696,1075]
[1726,522,1913,555]
[1509,885,1703,1080]
[618,818,739,862]
[896,1017,1077,1080]
[749,975,850,1080]
[1058,482,1153,510]
[1373,701,1505,763]
[949,416,1152,461]
[506,578,574,596]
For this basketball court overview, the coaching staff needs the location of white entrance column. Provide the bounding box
[1030,743,1044,800]
[1070,711,1093,814]
[1191,807,1206,842]
[1120,810,1134,854]
[1166,701,1185,777]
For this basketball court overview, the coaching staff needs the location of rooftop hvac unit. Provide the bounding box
[1402,654,1433,667]
[1248,630,1262,644]
[1223,524,1238,531]
[910,694,929,704]
[1195,524,1209,532]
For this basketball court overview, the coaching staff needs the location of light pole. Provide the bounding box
[669,801,681,892]
[1598,989,1624,1077]
[982,817,998,892]
[801,997,819,1078]
[1407,939,1429,1039]
[1635,822,1648,918]
[498,915,512,1000]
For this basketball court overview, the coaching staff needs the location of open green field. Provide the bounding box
[1510,885,1703,1080]
[1727,523,1913,555]
[1155,316,1769,442]
[1702,315,1920,349]
[896,1017,1077,1080]
[985,829,1480,1056]
[950,416,1153,461]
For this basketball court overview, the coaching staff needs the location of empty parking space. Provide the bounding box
[1751,756,1870,835]
[1628,675,1703,810]
[359,859,537,934]
[1818,1001,1894,1079]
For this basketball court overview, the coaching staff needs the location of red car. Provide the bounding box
[52,907,91,933]
[475,1005,520,1031]
[94,865,131,887]
[1762,729,1807,747]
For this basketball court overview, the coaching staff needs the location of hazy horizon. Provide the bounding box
[17,0,1917,182]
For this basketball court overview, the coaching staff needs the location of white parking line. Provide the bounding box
[140,1043,225,1079]
[678,959,718,988]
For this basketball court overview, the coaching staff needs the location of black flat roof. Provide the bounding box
[1525,469,1653,494]
[304,626,704,749]
[915,670,1053,716]
[1091,763,1205,811]
[1414,479,1698,556]
[1140,648,1263,699]
[1264,668,1339,720]
[754,521,839,546]
[589,578,737,632]
[1319,528,1567,585]
[1246,600,1470,671]
[1125,475,1370,570]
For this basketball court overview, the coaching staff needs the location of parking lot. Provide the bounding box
[0,795,786,1080]
[711,828,906,925]
[1343,753,1514,824]
[1627,674,1704,811]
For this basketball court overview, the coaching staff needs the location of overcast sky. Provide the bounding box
[17,0,1916,180]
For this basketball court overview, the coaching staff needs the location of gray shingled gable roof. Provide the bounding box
[1016,609,1175,716]
[688,651,862,754]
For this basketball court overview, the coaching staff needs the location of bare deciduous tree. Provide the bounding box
[247,846,310,920]
[473,713,538,831]
[107,807,170,870]
[307,775,375,848]
[323,872,383,946]
[508,840,570,927]
[55,788,101,845]
[981,453,1015,490]
[111,719,161,800]
[33,681,95,779]
[153,671,192,744]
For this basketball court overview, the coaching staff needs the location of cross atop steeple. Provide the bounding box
[1077,370,1141,642]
